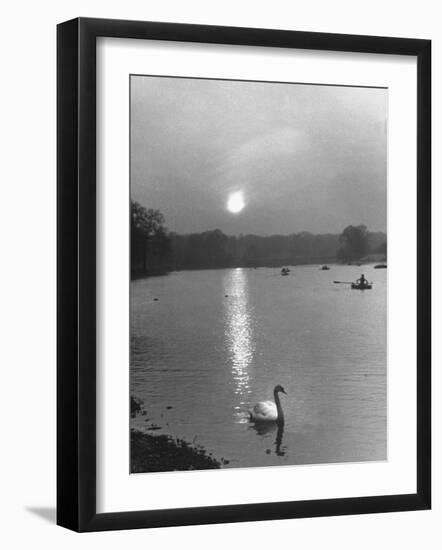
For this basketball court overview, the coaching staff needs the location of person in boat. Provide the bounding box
[356,274,369,288]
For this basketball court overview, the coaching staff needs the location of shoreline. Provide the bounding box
[130,429,223,473]
[130,397,225,472]
[131,256,387,281]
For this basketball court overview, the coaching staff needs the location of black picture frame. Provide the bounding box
[57,17,431,532]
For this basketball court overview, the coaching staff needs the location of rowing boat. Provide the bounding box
[351,283,372,290]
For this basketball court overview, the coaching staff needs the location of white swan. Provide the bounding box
[249,385,287,424]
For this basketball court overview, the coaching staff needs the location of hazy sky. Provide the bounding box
[131,76,387,235]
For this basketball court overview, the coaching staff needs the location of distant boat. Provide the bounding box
[334,274,373,290]
[281,267,290,276]
[352,274,372,290]
[351,282,372,290]
[320,265,330,270]
[374,263,387,269]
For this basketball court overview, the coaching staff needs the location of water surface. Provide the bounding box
[130,265,386,469]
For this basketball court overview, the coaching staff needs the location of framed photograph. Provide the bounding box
[57,17,431,532]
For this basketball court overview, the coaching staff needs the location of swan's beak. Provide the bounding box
[282,389,287,395]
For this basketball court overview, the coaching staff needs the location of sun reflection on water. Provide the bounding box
[224,268,255,422]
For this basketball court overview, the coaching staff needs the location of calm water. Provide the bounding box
[130,265,386,469]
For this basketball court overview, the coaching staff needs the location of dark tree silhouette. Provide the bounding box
[130,201,385,276]
[131,201,169,276]
[337,225,369,262]
[377,240,387,256]
[131,202,166,237]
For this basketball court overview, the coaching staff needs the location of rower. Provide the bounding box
[356,274,368,288]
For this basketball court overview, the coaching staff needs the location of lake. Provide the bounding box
[130,265,387,470]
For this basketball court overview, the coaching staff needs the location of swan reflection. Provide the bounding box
[250,422,286,456]
[224,268,254,422]
[275,423,285,456]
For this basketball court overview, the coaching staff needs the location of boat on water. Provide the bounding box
[281,267,290,276]
[374,263,387,269]
[334,274,373,290]
[320,265,330,270]
[351,274,372,290]
[351,282,372,290]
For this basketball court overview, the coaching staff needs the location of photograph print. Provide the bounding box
[130,75,387,474]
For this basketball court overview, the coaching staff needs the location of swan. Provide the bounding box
[249,385,287,424]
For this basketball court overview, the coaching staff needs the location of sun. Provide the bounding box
[227,191,245,214]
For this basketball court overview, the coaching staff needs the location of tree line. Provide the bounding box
[131,201,387,278]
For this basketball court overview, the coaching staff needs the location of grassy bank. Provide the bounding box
[130,429,222,473]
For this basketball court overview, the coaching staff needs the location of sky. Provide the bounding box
[131,76,387,236]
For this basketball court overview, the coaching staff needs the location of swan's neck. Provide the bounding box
[274,390,284,424]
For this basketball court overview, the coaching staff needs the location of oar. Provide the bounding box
[333,280,374,285]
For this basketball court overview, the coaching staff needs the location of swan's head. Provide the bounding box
[274,385,287,395]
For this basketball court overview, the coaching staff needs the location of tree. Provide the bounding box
[131,201,169,275]
[131,202,166,238]
[377,240,387,257]
[204,229,229,267]
[337,225,369,262]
